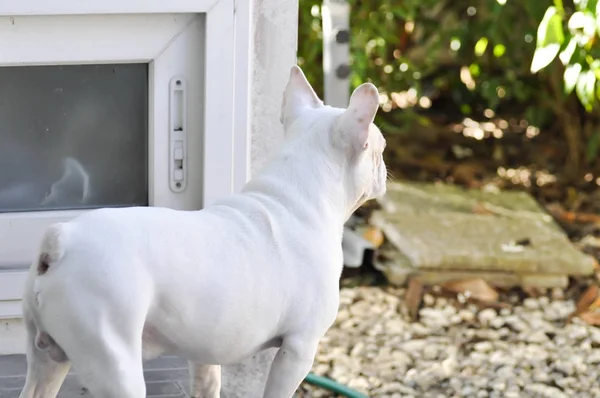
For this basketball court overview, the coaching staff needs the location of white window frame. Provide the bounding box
[0,0,253,318]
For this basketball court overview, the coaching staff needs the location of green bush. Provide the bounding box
[531,0,600,162]
[298,0,600,177]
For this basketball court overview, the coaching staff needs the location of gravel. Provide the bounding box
[296,286,600,398]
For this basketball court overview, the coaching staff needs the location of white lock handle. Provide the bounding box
[169,76,187,192]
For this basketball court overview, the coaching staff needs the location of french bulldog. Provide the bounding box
[19,65,387,398]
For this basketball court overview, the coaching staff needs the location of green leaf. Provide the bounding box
[537,7,565,48]
[475,37,489,56]
[493,44,506,57]
[586,131,600,163]
[532,7,566,73]
[596,2,600,35]
[559,37,577,65]
[469,63,481,77]
[576,70,596,111]
[585,71,597,106]
[564,63,583,94]
[531,44,562,73]
[391,6,410,19]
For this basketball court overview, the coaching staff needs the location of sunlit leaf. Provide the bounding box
[596,1,600,35]
[531,44,561,73]
[564,63,583,94]
[559,37,578,65]
[469,63,481,77]
[585,70,597,106]
[493,44,506,57]
[569,11,596,45]
[475,37,489,56]
[570,11,589,29]
[591,59,600,79]
[531,7,566,73]
[536,7,565,48]
[576,69,596,111]
[576,76,588,109]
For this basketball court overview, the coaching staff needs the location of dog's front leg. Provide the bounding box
[189,362,221,398]
[262,336,319,398]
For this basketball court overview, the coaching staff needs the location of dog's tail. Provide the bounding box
[26,223,71,364]
[36,223,68,276]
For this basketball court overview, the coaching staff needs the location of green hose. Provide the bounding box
[302,373,369,398]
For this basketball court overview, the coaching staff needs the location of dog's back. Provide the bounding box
[24,197,337,366]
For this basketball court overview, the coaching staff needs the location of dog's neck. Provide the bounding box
[243,136,352,234]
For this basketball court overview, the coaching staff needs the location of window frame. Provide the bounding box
[0,0,252,317]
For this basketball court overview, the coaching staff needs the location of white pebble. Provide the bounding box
[478,308,497,325]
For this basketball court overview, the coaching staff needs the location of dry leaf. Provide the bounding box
[588,296,600,311]
[573,285,599,318]
[441,278,499,303]
[405,278,424,321]
[578,311,600,326]
[546,205,600,224]
[362,227,384,248]
[523,286,546,298]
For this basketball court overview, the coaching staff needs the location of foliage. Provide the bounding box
[298,0,600,176]
[300,0,549,124]
[531,0,600,111]
[530,0,600,162]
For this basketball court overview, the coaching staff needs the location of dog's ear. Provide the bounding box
[280,66,323,126]
[337,83,379,151]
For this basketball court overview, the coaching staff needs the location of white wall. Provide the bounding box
[0,318,25,354]
[220,0,300,394]
[250,0,299,175]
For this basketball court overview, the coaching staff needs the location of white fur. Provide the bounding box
[19,66,387,398]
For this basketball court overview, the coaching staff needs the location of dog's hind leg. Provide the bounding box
[189,363,221,398]
[262,335,320,398]
[49,312,147,398]
[19,316,70,398]
[69,346,146,398]
[46,298,148,398]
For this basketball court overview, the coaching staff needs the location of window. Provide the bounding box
[0,64,149,213]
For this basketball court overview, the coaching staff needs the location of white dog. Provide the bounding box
[19,66,387,398]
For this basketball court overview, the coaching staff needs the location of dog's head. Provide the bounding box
[280,66,387,212]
